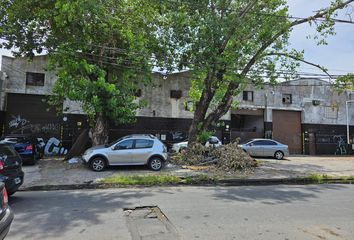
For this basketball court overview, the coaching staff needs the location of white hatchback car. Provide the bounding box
[171,136,222,152]
[82,135,168,171]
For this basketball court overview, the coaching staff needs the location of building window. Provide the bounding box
[282,94,292,104]
[26,72,45,86]
[170,90,182,99]
[243,91,253,101]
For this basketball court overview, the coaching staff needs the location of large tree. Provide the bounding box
[156,0,354,145]
[0,0,159,145]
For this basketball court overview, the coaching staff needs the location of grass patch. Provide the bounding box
[99,174,220,186]
[306,174,354,183]
[255,160,263,166]
[99,174,181,185]
[307,174,330,182]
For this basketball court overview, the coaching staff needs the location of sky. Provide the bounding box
[287,0,354,78]
[1,0,354,78]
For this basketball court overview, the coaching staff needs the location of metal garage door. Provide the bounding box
[272,110,302,154]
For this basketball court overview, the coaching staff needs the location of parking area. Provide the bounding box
[18,155,354,189]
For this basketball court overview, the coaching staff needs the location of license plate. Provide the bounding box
[14,177,21,184]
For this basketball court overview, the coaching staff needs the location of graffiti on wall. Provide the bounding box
[8,115,60,134]
[9,115,29,129]
[44,137,68,155]
[333,135,347,155]
[169,131,186,141]
[7,115,67,156]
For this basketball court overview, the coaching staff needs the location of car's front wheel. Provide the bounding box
[148,157,163,171]
[90,157,107,172]
[274,151,284,160]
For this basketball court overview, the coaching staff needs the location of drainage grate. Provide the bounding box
[124,206,180,240]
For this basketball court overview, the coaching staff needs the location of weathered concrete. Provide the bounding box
[250,156,354,179]
[236,78,354,125]
[4,56,353,124]
[7,185,354,240]
[0,55,57,111]
[136,71,194,119]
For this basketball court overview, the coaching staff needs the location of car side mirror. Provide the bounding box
[248,143,253,146]
[112,145,122,150]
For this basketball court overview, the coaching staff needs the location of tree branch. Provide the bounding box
[218,0,258,54]
[264,52,332,78]
[240,0,354,79]
[203,0,353,128]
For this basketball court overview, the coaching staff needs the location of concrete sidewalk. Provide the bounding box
[20,155,354,190]
[250,156,354,179]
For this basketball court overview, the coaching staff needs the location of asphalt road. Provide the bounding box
[7,184,354,240]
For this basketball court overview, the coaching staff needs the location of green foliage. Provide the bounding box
[155,0,351,137]
[197,130,214,144]
[0,0,160,127]
[335,74,354,91]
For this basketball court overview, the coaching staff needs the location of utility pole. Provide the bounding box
[346,100,354,146]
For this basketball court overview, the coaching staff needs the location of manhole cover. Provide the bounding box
[124,206,180,240]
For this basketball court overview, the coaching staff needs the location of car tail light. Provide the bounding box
[2,188,8,208]
[25,145,33,151]
[0,160,4,173]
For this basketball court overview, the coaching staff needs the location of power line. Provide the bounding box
[3,52,353,80]
[2,61,353,88]
[162,0,354,25]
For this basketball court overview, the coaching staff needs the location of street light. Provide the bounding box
[346,100,354,145]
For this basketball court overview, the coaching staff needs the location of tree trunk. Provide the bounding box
[202,82,239,130]
[188,69,233,146]
[91,112,109,146]
[188,71,216,146]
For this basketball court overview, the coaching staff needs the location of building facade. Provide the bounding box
[1,55,353,155]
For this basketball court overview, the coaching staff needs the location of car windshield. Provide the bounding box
[0,145,17,157]
[239,139,254,145]
[106,137,126,147]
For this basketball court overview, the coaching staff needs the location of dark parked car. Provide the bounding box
[0,182,13,240]
[0,135,43,165]
[0,143,24,195]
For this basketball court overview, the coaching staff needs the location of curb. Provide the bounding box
[18,178,354,192]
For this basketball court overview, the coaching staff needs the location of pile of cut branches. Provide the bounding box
[170,142,257,172]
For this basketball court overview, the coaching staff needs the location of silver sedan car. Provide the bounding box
[238,139,289,160]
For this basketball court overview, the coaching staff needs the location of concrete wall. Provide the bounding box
[136,71,194,119]
[135,71,230,120]
[235,79,354,126]
[0,55,57,111]
[1,55,353,126]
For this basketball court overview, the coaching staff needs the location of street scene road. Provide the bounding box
[7,185,354,240]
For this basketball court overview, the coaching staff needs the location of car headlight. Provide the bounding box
[84,149,93,155]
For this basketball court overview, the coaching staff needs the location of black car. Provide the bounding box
[0,143,24,195]
[0,182,14,240]
[0,135,43,165]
